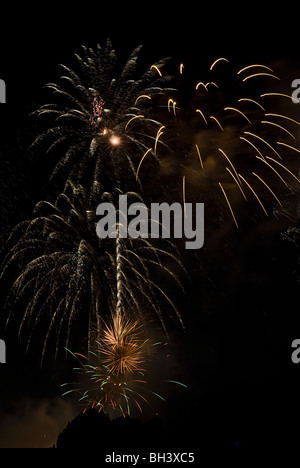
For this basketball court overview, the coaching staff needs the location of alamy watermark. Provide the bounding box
[291,79,300,104]
[0,79,6,103]
[96,195,204,250]
[0,339,6,363]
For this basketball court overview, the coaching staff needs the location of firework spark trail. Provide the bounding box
[0,182,185,361]
[61,322,187,417]
[30,40,174,195]
[154,57,300,228]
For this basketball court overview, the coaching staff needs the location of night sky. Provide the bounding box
[0,5,300,451]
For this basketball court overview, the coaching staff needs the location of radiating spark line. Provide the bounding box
[210,57,229,70]
[224,107,252,124]
[196,109,208,125]
[125,115,144,131]
[218,148,240,182]
[150,65,162,76]
[219,182,239,229]
[265,157,300,183]
[244,131,281,159]
[252,172,282,206]
[196,82,208,92]
[134,95,151,104]
[261,92,292,100]
[276,141,300,154]
[242,73,280,82]
[265,113,300,128]
[238,98,265,111]
[261,120,296,140]
[240,136,265,160]
[210,115,224,130]
[238,174,268,216]
[237,64,274,75]
[154,125,165,154]
[136,148,152,181]
[166,380,188,388]
[195,144,204,169]
[256,156,289,187]
[196,82,219,92]
[226,167,247,201]
[167,99,177,115]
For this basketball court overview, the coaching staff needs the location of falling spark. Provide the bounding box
[237,64,274,75]
[154,125,165,155]
[210,116,224,131]
[219,182,239,229]
[135,95,151,104]
[195,144,204,169]
[238,174,268,216]
[276,141,300,155]
[150,64,162,76]
[244,131,281,159]
[210,57,229,71]
[224,106,252,124]
[238,98,265,111]
[242,73,280,82]
[261,120,296,140]
[136,148,152,181]
[226,167,247,201]
[125,115,144,131]
[265,113,300,128]
[196,109,208,125]
[265,157,300,183]
[252,172,282,206]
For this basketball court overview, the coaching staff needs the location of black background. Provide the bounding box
[0,3,300,450]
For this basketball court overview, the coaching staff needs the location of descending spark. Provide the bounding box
[135,95,151,104]
[136,148,153,181]
[219,182,239,229]
[196,109,208,125]
[265,113,300,128]
[256,156,289,187]
[240,136,266,160]
[242,73,280,82]
[150,64,162,76]
[154,125,165,155]
[252,172,282,206]
[210,116,224,130]
[237,64,274,75]
[195,144,204,169]
[265,157,300,183]
[125,115,144,131]
[244,131,282,159]
[238,98,265,111]
[226,167,247,201]
[218,148,239,182]
[210,57,229,71]
[224,106,252,124]
[238,174,268,216]
[261,121,296,140]
[261,92,292,100]
[276,141,300,155]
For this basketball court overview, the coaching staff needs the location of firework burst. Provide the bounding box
[0,181,185,361]
[30,39,173,196]
[61,315,186,417]
[135,58,300,230]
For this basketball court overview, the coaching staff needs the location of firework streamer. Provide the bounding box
[150,58,300,231]
[0,181,185,362]
[30,39,174,197]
